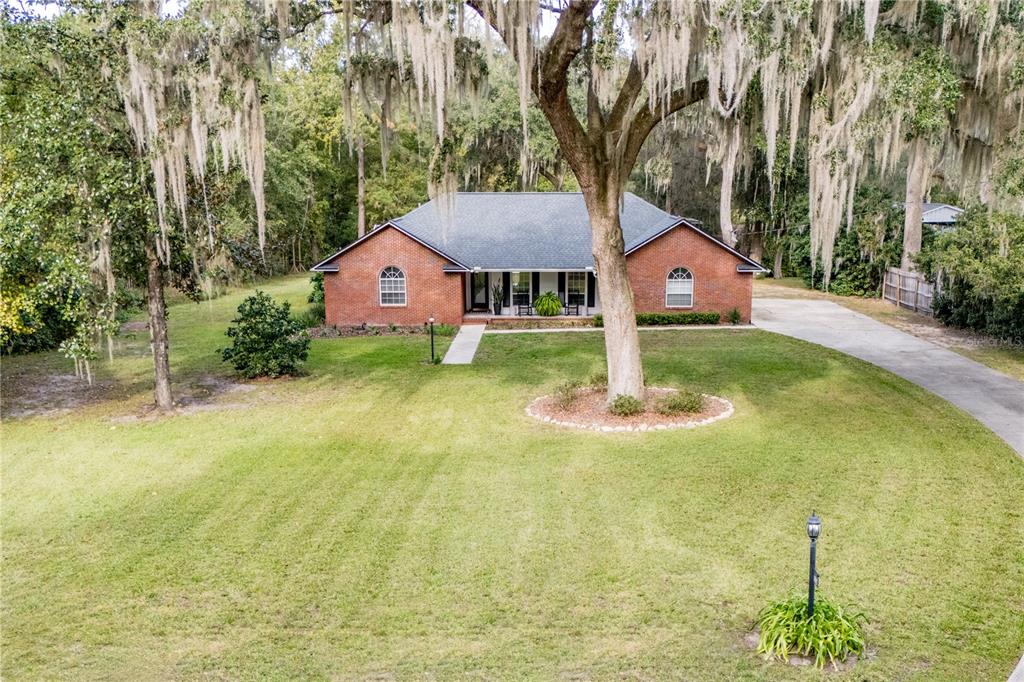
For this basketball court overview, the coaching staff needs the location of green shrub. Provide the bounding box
[636,312,720,326]
[589,371,608,387]
[533,291,562,316]
[728,307,742,325]
[114,285,146,322]
[433,323,458,337]
[608,394,644,416]
[221,291,311,378]
[656,390,704,415]
[308,273,325,304]
[920,208,1024,343]
[553,380,582,410]
[593,312,720,327]
[293,301,326,328]
[756,594,867,669]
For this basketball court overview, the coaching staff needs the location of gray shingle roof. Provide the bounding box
[312,191,767,273]
[391,192,681,269]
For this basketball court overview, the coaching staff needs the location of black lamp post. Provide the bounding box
[806,512,822,617]
[428,317,435,363]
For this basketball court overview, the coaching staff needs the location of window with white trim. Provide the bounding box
[511,271,531,305]
[379,266,407,306]
[567,272,586,306]
[666,267,693,307]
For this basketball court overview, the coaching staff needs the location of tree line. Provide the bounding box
[2,1,1022,408]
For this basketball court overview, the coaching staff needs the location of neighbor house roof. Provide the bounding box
[921,203,964,225]
[312,192,767,273]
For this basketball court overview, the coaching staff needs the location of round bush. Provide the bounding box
[655,389,705,415]
[553,380,582,410]
[756,594,867,668]
[533,291,562,317]
[608,394,644,416]
[221,291,311,378]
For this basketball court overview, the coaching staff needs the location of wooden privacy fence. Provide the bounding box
[883,267,937,315]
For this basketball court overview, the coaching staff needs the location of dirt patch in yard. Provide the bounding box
[109,375,257,423]
[119,320,149,334]
[2,373,115,419]
[527,386,732,432]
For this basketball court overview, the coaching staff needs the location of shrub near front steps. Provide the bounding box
[593,311,721,327]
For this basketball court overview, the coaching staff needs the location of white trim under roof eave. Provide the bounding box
[625,217,769,272]
[310,221,471,272]
[472,267,595,272]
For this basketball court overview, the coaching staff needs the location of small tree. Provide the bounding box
[221,292,310,378]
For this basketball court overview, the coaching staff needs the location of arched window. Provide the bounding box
[379,266,407,306]
[666,267,693,307]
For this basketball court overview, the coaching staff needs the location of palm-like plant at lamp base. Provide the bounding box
[755,513,868,669]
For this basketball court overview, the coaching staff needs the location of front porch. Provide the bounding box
[462,269,600,317]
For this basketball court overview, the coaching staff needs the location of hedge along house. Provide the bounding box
[311,192,767,326]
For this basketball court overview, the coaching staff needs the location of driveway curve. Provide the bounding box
[753,298,1024,458]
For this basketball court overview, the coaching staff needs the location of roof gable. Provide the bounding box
[624,218,767,272]
[310,223,468,273]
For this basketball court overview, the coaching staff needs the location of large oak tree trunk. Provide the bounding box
[145,242,173,410]
[584,190,645,402]
[901,137,930,270]
[357,136,366,238]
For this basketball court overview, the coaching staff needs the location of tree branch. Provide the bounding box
[607,57,642,136]
[619,78,709,180]
[466,0,597,187]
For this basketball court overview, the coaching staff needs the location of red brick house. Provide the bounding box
[311,192,766,326]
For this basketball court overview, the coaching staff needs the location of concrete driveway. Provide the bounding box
[753,298,1024,458]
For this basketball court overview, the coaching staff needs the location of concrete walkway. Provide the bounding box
[441,324,486,364]
[753,298,1024,458]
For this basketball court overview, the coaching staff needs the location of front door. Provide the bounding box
[471,272,489,311]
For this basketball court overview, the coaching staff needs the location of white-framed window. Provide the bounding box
[567,272,586,306]
[379,266,407,306]
[511,271,531,305]
[666,267,693,307]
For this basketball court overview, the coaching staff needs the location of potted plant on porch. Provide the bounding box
[490,283,503,316]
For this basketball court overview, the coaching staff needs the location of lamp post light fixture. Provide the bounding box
[428,317,435,363]
[806,511,822,617]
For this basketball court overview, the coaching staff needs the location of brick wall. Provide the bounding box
[626,225,754,322]
[322,226,465,326]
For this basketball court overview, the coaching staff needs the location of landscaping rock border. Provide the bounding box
[526,386,734,432]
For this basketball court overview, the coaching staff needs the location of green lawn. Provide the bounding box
[3,276,1023,680]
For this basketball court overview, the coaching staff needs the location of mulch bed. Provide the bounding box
[487,318,595,330]
[307,324,443,338]
[526,386,733,432]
